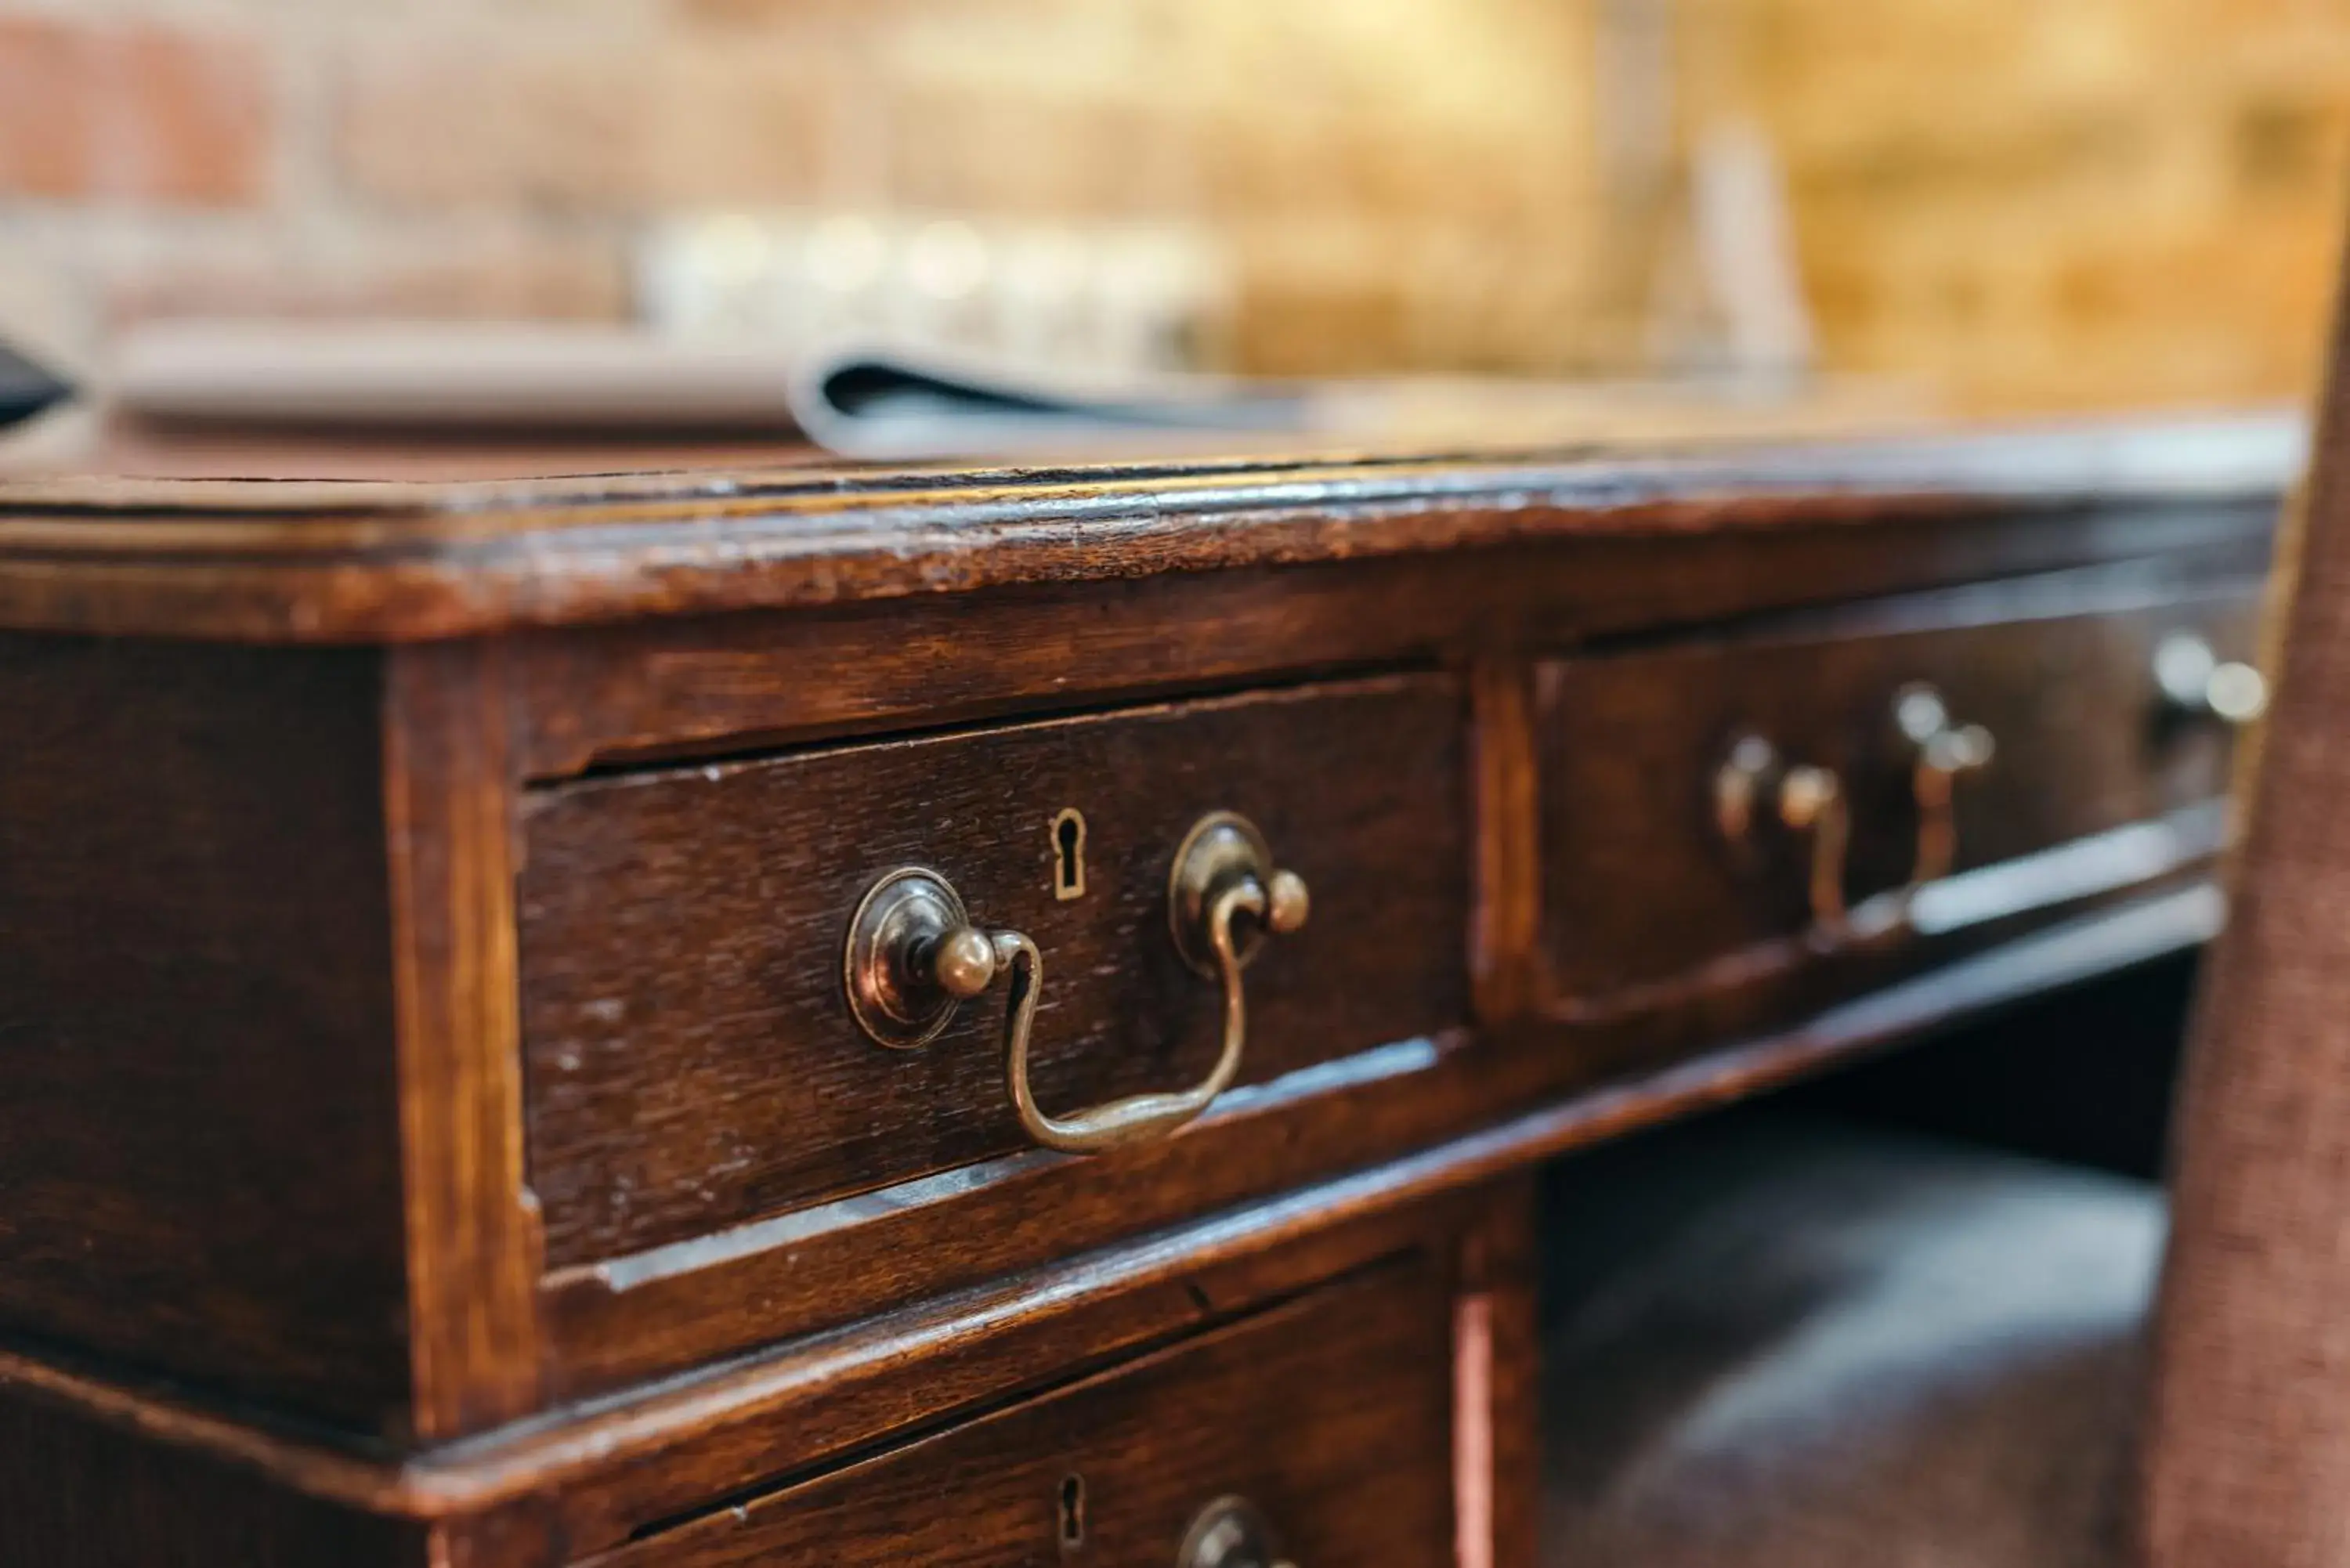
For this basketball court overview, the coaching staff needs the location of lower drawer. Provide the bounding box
[581,1256,1459,1568]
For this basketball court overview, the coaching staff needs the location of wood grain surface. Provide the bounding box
[580,1255,1457,1568]
[0,414,2298,642]
[0,887,2218,1563]
[0,635,414,1433]
[520,675,1468,1266]
[536,876,2221,1407]
[382,641,547,1440]
[0,416,2292,1563]
[0,1393,428,1568]
[509,512,2276,782]
[1538,565,2262,1011]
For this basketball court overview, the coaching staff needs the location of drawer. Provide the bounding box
[520,674,1469,1268]
[582,1254,1458,1568]
[1536,577,2262,1012]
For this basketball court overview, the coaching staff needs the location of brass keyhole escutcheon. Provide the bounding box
[1052,807,1088,901]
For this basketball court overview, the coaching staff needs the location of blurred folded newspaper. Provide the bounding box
[112,321,1928,461]
[0,339,72,432]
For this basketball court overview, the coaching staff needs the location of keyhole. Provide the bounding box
[1052,808,1087,901]
[1059,1473,1086,1550]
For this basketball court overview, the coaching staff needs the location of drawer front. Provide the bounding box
[1537,580,2261,1010]
[584,1255,1457,1568]
[521,675,1468,1267]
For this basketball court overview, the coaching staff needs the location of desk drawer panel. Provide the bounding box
[1536,578,2262,1011]
[584,1255,1456,1568]
[520,675,1468,1267]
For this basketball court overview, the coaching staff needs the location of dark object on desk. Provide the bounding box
[0,341,70,430]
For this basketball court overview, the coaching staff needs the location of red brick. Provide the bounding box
[0,16,270,205]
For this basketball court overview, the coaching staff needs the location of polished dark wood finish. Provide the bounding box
[0,637,411,1432]
[0,414,2297,643]
[1537,560,2261,1014]
[0,634,562,1443]
[383,641,547,1440]
[584,1255,1456,1568]
[0,414,2296,1563]
[0,886,2218,1562]
[536,886,2228,1411]
[521,675,1466,1266]
[509,516,2274,783]
[0,1392,427,1567]
[519,1183,1518,1556]
[1460,1178,1542,1568]
[518,544,2258,1405]
[0,1180,1532,1566]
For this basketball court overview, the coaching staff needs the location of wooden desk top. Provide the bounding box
[0,410,2305,641]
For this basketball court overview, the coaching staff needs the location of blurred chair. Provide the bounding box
[1539,1112,2156,1568]
[1539,223,2347,1568]
[2135,292,2350,1566]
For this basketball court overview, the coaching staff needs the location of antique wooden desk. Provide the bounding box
[0,414,2298,1564]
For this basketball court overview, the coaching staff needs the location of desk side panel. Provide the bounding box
[0,1386,428,1566]
[0,636,412,1431]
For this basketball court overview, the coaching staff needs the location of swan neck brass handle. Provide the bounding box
[1716,735,1849,940]
[1893,682,1995,892]
[2154,632,2269,727]
[1000,873,1254,1153]
[841,811,1307,1156]
[1777,763,1849,938]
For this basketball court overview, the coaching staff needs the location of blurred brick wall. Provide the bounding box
[1694,0,2350,412]
[0,0,1607,387]
[0,0,2345,413]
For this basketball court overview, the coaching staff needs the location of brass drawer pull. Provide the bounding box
[1893,682,1995,894]
[1717,686,1994,948]
[2155,631,2269,726]
[1716,734,1851,940]
[842,811,1308,1154]
[1778,763,1849,938]
[1178,1495,1296,1568]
